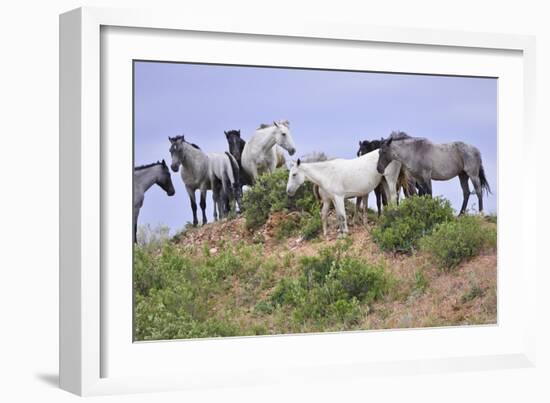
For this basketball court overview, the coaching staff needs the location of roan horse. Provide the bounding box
[225,129,288,188]
[286,150,401,237]
[241,120,297,182]
[169,135,241,226]
[133,160,175,243]
[377,131,491,213]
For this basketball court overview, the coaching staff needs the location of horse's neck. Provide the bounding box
[135,167,160,193]
[181,144,208,174]
[301,163,330,189]
[394,142,419,170]
[253,128,277,153]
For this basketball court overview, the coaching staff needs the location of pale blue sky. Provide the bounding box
[134,61,497,234]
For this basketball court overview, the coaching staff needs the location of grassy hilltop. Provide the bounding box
[134,169,497,341]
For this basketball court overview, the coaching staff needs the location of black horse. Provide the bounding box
[356,139,388,216]
[225,129,254,188]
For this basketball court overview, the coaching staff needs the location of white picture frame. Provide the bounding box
[59,6,537,396]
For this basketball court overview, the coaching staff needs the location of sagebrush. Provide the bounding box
[242,168,319,230]
[265,240,394,330]
[372,196,454,252]
[420,214,496,270]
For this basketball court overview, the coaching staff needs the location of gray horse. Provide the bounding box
[376,131,491,213]
[133,160,175,243]
[169,135,241,226]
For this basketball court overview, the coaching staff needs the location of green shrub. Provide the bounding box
[300,213,322,240]
[268,241,391,328]
[420,215,497,270]
[274,215,301,240]
[373,196,454,252]
[461,283,485,303]
[242,168,318,230]
[413,269,428,294]
[134,240,274,340]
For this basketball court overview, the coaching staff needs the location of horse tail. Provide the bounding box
[225,152,243,206]
[479,163,492,195]
[224,152,239,185]
[397,167,407,194]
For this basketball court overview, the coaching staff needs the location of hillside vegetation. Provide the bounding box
[134,169,497,341]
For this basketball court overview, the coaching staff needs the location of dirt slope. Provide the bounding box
[173,212,497,333]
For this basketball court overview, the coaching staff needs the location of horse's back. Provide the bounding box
[314,151,381,197]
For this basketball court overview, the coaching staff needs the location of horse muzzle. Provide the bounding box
[170,164,180,173]
[288,148,296,156]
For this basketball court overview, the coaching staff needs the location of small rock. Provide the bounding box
[209,247,218,254]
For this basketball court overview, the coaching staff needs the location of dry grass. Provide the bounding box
[172,211,497,334]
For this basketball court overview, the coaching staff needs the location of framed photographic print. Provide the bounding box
[60,7,537,396]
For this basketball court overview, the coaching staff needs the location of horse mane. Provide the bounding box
[389,131,411,141]
[171,134,201,150]
[257,120,290,130]
[225,129,241,137]
[171,134,186,142]
[134,161,164,171]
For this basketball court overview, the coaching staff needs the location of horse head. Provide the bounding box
[168,136,185,172]
[357,140,370,157]
[158,159,176,196]
[273,120,296,156]
[286,158,305,196]
[377,137,394,174]
[224,130,244,163]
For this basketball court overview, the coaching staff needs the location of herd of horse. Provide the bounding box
[133,120,491,242]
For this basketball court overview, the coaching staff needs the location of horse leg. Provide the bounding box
[424,178,433,196]
[375,186,382,216]
[234,182,243,213]
[321,199,330,237]
[200,186,208,225]
[418,174,432,196]
[186,186,199,226]
[361,194,368,225]
[458,172,470,215]
[333,196,348,237]
[221,179,230,218]
[212,190,219,221]
[470,175,483,213]
[355,196,361,224]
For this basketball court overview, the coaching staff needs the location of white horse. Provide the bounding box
[286,150,401,237]
[241,120,296,182]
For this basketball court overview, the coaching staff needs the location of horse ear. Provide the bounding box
[297,158,301,166]
[168,136,173,143]
[237,130,241,137]
[162,159,166,166]
[387,138,393,146]
[224,131,229,137]
[273,121,280,128]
